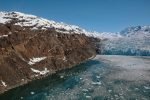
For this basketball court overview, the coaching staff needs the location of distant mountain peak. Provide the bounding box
[120,25,150,36]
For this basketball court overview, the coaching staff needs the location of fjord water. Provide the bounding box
[0,55,150,100]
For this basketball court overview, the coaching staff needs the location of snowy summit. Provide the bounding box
[0,11,95,36]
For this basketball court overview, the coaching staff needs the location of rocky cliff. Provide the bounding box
[0,12,98,93]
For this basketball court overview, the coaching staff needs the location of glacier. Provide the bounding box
[100,26,150,56]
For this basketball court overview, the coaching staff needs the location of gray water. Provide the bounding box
[0,55,150,100]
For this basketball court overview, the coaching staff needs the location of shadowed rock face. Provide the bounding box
[0,23,98,93]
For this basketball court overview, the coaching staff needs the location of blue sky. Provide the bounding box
[0,0,150,32]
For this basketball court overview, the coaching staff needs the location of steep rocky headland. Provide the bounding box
[0,12,99,93]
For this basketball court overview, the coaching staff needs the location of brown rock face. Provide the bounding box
[0,23,97,93]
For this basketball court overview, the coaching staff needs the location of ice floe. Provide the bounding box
[144,86,150,90]
[30,91,35,95]
[91,82,102,85]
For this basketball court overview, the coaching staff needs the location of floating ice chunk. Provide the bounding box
[96,76,101,78]
[30,91,35,95]
[134,88,139,91]
[20,97,24,99]
[31,68,49,75]
[1,80,7,87]
[28,57,47,65]
[91,82,102,85]
[82,89,88,92]
[85,96,91,99]
[108,90,112,92]
[60,75,64,78]
[144,86,150,89]
[114,94,119,97]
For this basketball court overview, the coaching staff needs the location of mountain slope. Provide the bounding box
[0,11,98,94]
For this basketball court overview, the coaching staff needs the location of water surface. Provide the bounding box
[0,55,150,100]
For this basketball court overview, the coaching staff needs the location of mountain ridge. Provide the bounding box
[0,11,98,94]
[0,11,97,37]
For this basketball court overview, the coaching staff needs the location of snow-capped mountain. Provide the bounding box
[0,11,149,56]
[0,11,96,37]
[0,11,120,39]
[101,26,150,56]
[120,26,150,36]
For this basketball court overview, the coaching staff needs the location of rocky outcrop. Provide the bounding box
[0,23,98,94]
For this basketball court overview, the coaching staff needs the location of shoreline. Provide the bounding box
[0,54,96,95]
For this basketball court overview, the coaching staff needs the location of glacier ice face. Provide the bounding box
[100,26,150,56]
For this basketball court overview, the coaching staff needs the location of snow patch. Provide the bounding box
[28,57,47,65]
[1,80,7,87]
[31,68,49,75]
[0,12,11,23]
[0,34,8,38]
[8,32,12,34]
[88,55,95,60]
[63,56,67,61]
